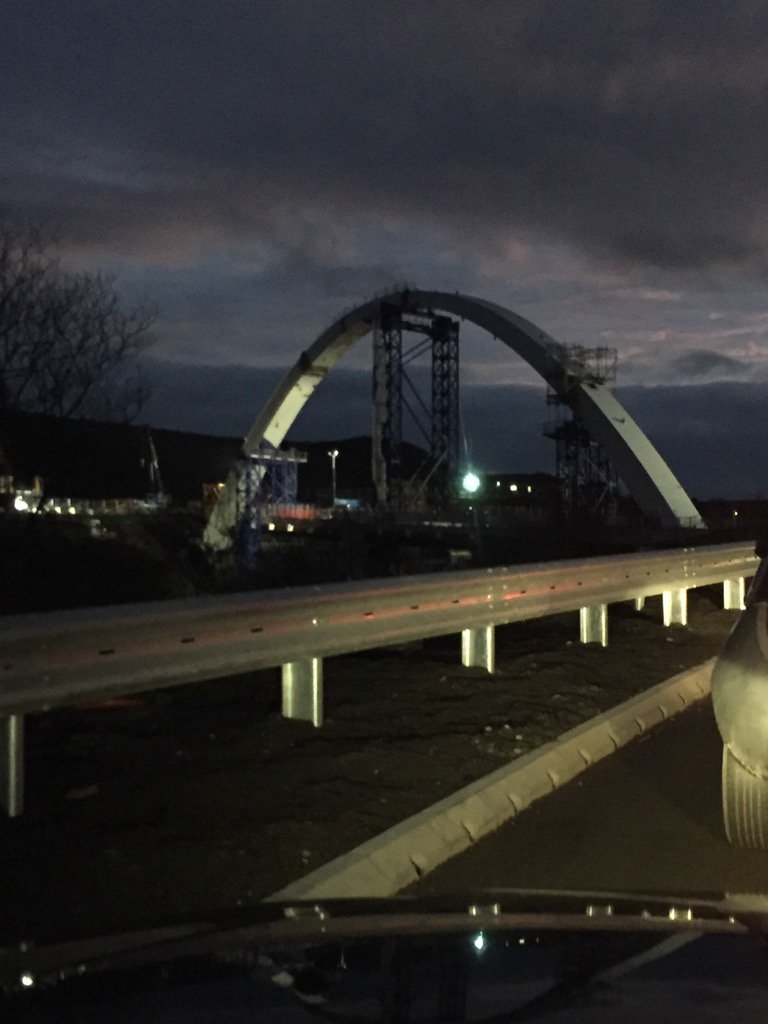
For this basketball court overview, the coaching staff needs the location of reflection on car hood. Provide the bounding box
[1,889,765,987]
[4,890,768,1023]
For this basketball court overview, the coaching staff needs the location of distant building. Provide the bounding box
[480,472,560,507]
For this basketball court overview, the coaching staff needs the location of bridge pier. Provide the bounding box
[634,596,646,612]
[461,626,495,673]
[663,588,688,627]
[1,714,24,817]
[282,659,324,727]
[579,604,608,646]
[723,577,746,611]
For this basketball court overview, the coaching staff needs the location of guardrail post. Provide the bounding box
[579,604,608,646]
[723,577,746,611]
[663,588,688,627]
[461,626,495,673]
[1,714,24,817]
[282,659,323,727]
[634,596,646,612]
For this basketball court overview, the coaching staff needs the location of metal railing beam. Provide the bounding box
[0,543,757,720]
[580,604,608,646]
[0,714,24,817]
[282,659,323,727]
[0,542,758,817]
[723,577,746,611]
[663,588,688,627]
[461,626,495,673]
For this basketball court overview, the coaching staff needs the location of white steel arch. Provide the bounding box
[205,289,703,547]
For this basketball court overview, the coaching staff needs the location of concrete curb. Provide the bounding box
[267,658,715,901]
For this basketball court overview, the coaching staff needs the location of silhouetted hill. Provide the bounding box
[0,410,240,503]
[0,411,431,506]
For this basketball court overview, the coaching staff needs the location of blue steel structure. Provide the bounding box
[235,444,305,569]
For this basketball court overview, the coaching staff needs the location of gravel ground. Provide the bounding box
[0,587,738,944]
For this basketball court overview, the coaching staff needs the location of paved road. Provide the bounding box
[411,700,768,897]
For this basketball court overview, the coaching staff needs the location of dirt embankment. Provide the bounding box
[2,508,721,615]
[0,511,222,614]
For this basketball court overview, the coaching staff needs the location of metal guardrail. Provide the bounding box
[0,542,757,717]
[0,541,758,815]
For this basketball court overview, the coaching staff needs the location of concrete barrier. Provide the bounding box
[268,658,715,901]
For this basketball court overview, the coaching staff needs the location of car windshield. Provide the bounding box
[3,3,768,1015]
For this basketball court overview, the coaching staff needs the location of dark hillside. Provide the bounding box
[0,410,241,503]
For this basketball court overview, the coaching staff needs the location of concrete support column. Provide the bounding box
[723,577,746,611]
[663,588,688,627]
[634,596,646,612]
[579,604,608,646]
[1,714,24,817]
[282,658,323,727]
[461,626,495,674]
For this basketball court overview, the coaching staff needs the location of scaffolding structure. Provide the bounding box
[430,315,460,505]
[236,444,307,568]
[372,304,460,511]
[544,346,620,521]
[552,344,618,391]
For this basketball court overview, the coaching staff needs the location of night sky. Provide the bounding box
[4,1,768,497]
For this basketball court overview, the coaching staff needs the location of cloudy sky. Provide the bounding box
[4,1,768,497]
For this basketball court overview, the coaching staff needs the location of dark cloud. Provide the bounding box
[4,1,768,275]
[143,358,768,499]
[671,349,748,378]
[142,358,373,439]
[5,1,768,498]
[142,359,284,437]
[618,382,768,497]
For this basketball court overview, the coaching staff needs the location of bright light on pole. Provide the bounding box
[462,471,480,494]
[328,449,339,506]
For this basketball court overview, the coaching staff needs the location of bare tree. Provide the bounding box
[0,221,155,420]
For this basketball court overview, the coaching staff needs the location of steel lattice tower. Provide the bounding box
[544,345,619,522]
[235,443,307,569]
[372,303,460,510]
[430,315,460,506]
[372,303,404,508]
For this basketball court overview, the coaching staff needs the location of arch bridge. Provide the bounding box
[205,289,703,547]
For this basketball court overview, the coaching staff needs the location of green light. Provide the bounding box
[462,471,480,493]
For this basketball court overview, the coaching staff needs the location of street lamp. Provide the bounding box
[461,471,480,494]
[328,449,339,506]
